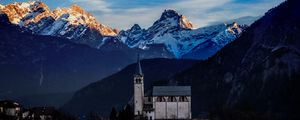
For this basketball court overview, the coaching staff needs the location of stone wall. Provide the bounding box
[134,84,144,115]
[154,101,166,119]
[166,102,177,119]
[153,96,191,119]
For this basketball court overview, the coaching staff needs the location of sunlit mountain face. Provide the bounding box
[1,0,298,120]
[0,1,247,59]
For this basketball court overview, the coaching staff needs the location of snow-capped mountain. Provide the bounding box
[1,2,248,60]
[0,1,118,48]
[182,22,246,59]
[119,9,247,59]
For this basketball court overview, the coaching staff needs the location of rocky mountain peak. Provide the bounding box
[119,9,247,59]
[153,9,193,30]
[0,1,51,24]
[29,1,49,12]
[70,4,85,14]
[160,9,181,20]
[0,1,117,36]
[130,24,142,31]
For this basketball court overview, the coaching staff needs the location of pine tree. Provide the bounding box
[118,104,134,120]
[109,107,118,120]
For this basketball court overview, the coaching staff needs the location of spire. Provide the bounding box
[136,54,143,75]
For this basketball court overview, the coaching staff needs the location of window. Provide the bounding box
[168,96,177,102]
[179,96,188,102]
[148,97,152,102]
[156,96,166,102]
[135,79,140,83]
[135,78,143,84]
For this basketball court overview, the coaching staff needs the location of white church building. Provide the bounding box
[133,56,192,120]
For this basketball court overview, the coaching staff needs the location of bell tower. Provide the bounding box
[134,54,144,116]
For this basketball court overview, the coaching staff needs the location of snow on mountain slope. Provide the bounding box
[1,2,247,60]
[210,16,261,26]
[0,1,117,48]
[119,9,247,59]
[0,2,43,24]
[182,23,246,59]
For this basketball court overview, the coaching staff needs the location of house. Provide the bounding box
[0,100,21,119]
[22,107,56,120]
[133,55,191,120]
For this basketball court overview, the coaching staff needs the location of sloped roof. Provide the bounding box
[0,100,21,108]
[152,86,191,96]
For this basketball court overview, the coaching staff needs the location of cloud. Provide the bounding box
[195,0,285,26]
[68,0,285,30]
[71,0,112,13]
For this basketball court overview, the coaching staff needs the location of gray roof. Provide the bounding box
[0,100,21,108]
[152,86,191,96]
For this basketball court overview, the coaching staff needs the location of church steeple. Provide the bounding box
[133,54,144,116]
[136,54,143,75]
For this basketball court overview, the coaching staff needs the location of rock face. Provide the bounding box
[119,9,247,59]
[0,1,117,48]
[173,0,300,118]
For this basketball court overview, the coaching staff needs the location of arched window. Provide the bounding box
[135,79,141,83]
[168,96,177,102]
[179,96,188,102]
[156,96,166,102]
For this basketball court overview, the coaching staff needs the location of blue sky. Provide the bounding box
[0,0,285,29]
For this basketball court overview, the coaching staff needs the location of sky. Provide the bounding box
[0,0,285,29]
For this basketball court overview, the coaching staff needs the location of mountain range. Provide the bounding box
[2,1,292,119]
[0,1,257,105]
[63,0,300,119]
[0,1,117,48]
[0,1,249,60]
[119,9,247,59]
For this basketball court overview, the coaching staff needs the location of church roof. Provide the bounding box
[152,86,191,96]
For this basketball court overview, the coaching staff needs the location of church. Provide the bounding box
[133,56,192,120]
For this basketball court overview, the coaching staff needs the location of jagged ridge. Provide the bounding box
[119,9,247,59]
[0,1,118,48]
[1,2,249,60]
